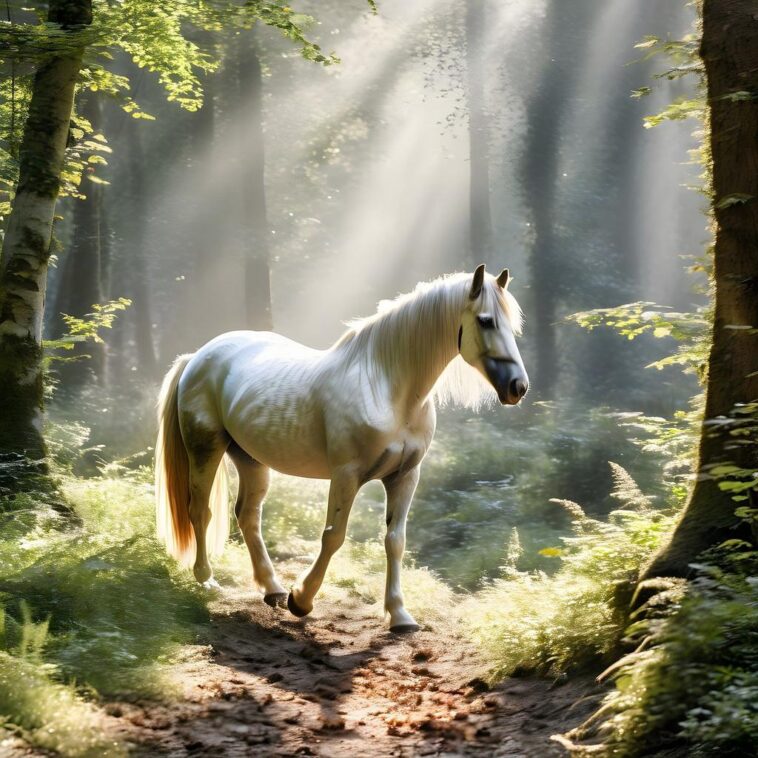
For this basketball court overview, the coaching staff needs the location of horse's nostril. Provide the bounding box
[511,378,528,399]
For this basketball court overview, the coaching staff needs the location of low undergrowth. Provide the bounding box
[0,651,123,757]
[559,546,758,757]
[0,469,209,755]
[460,465,674,680]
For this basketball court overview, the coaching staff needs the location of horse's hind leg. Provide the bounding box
[228,443,287,607]
[183,417,228,585]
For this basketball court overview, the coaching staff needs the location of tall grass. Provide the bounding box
[0,651,123,757]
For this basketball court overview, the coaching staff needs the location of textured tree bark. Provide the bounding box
[0,0,92,461]
[238,33,273,331]
[640,0,758,580]
[465,0,493,266]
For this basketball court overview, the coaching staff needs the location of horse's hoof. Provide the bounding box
[201,577,220,591]
[194,566,213,584]
[287,591,311,618]
[264,592,288,609]
[390,623,420,634]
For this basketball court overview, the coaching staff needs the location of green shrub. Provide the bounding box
[562,551,758,757]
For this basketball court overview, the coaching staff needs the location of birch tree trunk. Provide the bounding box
[0,0,93,461]
[640,0,758,580]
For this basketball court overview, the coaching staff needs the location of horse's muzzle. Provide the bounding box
[483,357,529,405]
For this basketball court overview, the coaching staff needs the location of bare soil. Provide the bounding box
[103,579,601,757]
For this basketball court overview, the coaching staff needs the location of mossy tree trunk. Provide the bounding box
[640,0,758,580]
[0,0,93,464]
[238,33,273,331]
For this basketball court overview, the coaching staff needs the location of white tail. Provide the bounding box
[155,354,230,567]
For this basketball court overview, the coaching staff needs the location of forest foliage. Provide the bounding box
[0,0,335,222]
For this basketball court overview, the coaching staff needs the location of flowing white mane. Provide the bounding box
[336,273,523,410]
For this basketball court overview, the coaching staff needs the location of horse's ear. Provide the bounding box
[470,264,486,300]
[497,268,510,289]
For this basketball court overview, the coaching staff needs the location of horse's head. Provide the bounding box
[458,264,529,405]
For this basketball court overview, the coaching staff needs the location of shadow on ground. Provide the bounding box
[107,580,601,757]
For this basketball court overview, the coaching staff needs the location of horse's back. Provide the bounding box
[179,331,331,477]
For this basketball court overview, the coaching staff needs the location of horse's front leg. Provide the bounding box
[288,467,359,617]
[383,466,421,633]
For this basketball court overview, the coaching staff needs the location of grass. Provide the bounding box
[1,471,209,697]
[459,466,675,680]
[0,467,211,755]
[0,652,124,758]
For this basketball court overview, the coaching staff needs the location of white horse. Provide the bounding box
[155,265,528,632]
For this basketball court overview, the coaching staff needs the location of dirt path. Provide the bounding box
[105,577,601,757]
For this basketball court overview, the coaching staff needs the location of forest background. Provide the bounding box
[0,1,756,756]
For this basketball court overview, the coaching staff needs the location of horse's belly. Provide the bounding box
[248,437,331,479]
[223,398,331,479]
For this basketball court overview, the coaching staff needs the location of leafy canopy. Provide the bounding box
[0,0,339,221]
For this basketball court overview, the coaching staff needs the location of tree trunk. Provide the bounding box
[125,117,159,378]
[465,0,493,265]
[0,0,92,462]
[52,94,106,389]
[520,0,576,399]
[640,0,758,580]
[238,34,273,331]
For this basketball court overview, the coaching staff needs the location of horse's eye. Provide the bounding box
[477,315,495,329]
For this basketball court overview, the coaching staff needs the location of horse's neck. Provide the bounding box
[373,280,466,407]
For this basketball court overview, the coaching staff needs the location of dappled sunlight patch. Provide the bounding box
[61,472,155,537]
[315,540,456,630]
[261,473,388,553]
[211,538,256,588]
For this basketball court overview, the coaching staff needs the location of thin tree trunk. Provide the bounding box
[465,0,493,265]
[640,0,758,580]
[0,0,92,462]
[126,118,158,378]
[520,0,575,399]
[52,94,106,388]
[238,34,273,331]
